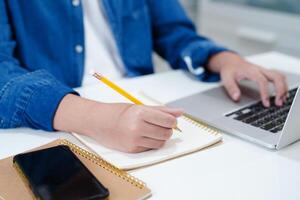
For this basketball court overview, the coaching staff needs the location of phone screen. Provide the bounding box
[13,145,109,200]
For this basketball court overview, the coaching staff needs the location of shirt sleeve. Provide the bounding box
[0,0,77,131]
[148,0,230,82]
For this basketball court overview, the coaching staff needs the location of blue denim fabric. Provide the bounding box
[0,0,228,131]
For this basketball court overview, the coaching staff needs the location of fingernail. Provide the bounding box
[232,92,240,101]
[276,99,283,107]
[173,108,184,116]
[264,99,270,107]
[279,100,283,106]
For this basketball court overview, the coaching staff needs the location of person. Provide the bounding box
[0,0,287,153]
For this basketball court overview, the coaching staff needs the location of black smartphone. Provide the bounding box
[13,145,109,200]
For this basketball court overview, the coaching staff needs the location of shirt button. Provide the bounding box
[72,0,80,7]
[75,45,83,53]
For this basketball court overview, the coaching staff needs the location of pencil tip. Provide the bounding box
[175,127,182,132]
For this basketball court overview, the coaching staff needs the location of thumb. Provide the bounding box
[223,75,241,101]
[155,106,184,117]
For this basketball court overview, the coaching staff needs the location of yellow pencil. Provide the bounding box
[93,72,182,132]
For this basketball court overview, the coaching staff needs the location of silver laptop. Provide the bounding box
[167,72,300,149]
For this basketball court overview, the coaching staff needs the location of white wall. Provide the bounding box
[197,0,300,57]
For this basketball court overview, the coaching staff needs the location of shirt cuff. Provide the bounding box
[180,40,230,82]
[24,80,78,131]
[8,70,78,131]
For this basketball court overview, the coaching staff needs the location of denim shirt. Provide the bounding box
[0,0,228,131]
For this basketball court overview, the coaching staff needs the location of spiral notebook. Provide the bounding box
[73,90,223,170]
[0,139,151,200]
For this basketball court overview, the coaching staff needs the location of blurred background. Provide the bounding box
[155,0,300,72]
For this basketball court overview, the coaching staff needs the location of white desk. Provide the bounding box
[1,52,300,200]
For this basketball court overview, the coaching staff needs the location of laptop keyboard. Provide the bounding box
[225,87,298,133]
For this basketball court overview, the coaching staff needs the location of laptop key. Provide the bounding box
[243,115,259,123]
[270,127,280,133]
[261,122,277,131]
[277,124,284,131]
[251,120,265,127]
[234,111,254,121]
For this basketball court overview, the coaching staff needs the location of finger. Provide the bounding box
[154,106,184,117]
[142,122,173,140]
[264,70,287,106]
[221,72,241,101]
[138,137,166,149]
[142,108,177,129]
[246,72,270,107]
[262,70,288,106]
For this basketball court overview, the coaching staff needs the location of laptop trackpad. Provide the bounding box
[203,82,262,109]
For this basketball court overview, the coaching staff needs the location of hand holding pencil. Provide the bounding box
[92,72,183,152]
[93,72,183,132]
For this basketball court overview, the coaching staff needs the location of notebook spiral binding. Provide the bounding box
[182,114,220,136]
[59,140,146,189]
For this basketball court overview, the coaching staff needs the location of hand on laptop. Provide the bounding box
[208,52,288,107]
[53,94,183,153]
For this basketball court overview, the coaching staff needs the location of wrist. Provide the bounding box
[53,94,95,134]
[207,51,242,73]
[53,94,132,140]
